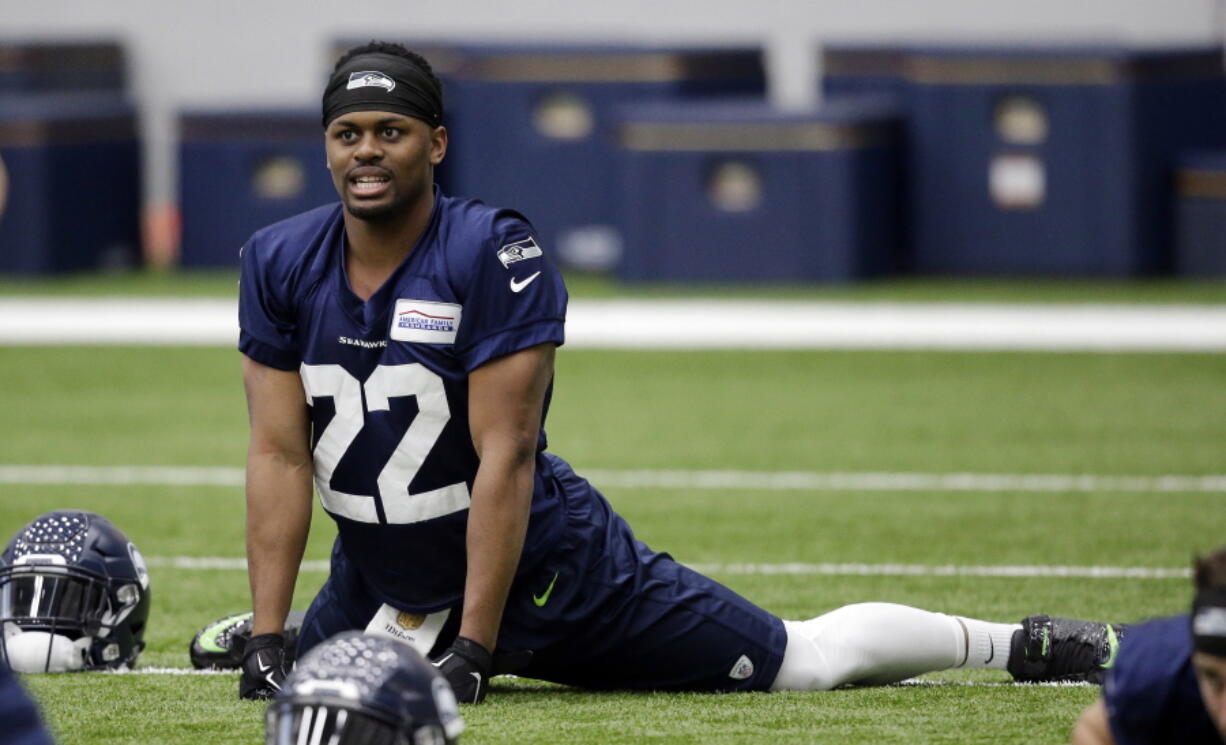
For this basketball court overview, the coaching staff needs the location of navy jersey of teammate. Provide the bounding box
[0,663,56,745]
[239,196,566,612]
[1099,616,1218,745]
[1073,547,1226,745]
[237,40,1128,706]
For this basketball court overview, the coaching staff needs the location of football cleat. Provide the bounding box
[190,610,305,670]
[1007,614,1126,684]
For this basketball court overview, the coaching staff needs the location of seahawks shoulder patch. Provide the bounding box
[497,237,542,268]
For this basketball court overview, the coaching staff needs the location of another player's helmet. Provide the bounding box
[266,632,464,745]
[0,510,151,672]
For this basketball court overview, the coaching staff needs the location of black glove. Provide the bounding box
[239,633,289,701]
[432,636,493,704]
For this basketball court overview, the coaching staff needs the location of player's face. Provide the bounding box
[1193,652,1226,738]
[324,111,447,222]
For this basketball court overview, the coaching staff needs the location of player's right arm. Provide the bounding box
[242,355,313,638]
[1071,699,1116,745]
[235,229,315,699]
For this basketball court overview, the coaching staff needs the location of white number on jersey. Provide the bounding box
[299,363,471,524]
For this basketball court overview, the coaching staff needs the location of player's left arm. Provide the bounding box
[461,342,556,652]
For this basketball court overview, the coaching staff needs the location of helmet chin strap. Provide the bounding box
[3,622,90,673]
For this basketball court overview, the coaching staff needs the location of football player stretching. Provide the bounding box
[237,40,1124,704]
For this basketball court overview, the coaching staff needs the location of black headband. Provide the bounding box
[322,52,443,128]
[1192,587,1226,656]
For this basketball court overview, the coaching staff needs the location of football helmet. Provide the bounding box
[266,632,464,745]
[0,510,151,672]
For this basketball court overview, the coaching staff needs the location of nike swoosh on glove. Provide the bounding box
[239,632,288,701]
[432,636,493,704]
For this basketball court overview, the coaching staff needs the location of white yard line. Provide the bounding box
[684,563,1190,580]
[139,555,1189,580]
[107,667,234,676]
[144,556,329,572]
[0,465,246,487]
[107,668,1090,683]
[4,465,1202,580]
[2,464,1224,494]
[582,469,1226,494]
[2,297,1225,351]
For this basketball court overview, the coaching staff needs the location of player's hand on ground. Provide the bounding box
[239,633,289,700]
[433,636,493,704]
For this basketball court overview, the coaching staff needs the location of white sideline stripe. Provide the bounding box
[141,555,1190,580]
[3,297,1226,351]
[2,465,1225,494]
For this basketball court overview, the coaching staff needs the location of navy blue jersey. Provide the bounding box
[1104,615,1220,745]
[238,191,568,612]
[0,663,56,745]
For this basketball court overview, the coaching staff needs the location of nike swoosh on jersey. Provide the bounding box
[533,571,560,607]
[509,271,542,293]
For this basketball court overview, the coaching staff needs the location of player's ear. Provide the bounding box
[430,126,447,166]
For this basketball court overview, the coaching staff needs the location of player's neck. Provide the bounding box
[343,191,434,301]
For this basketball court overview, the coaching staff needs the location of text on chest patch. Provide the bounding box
[390,299,463,344]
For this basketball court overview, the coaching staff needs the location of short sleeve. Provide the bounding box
[1103,616,1217,745]
[237,235,301,371]
[1104,657,1164,745]
[452,212,567,371]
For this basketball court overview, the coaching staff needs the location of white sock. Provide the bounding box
[771,602,967,691]
[951,617,1018,670]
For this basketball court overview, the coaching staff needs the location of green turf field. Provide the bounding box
[2,344,1224,744]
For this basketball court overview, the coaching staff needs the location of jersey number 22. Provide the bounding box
[300,363,471,524]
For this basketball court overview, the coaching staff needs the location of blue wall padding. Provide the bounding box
[616,98,902,282]
[821,44,1226,276]
[1174,150,1226,276]
[408,42,767,269]
[178,109,338,267]
[0,39,126,93]
[0,94,140,274]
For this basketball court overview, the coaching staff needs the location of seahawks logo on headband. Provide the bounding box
[1195,607,1226,637]
[347,71,396,92]
[323,52,443,128]
[1192,588,1226,657]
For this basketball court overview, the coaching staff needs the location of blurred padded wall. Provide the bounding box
[3,0,1220,211]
